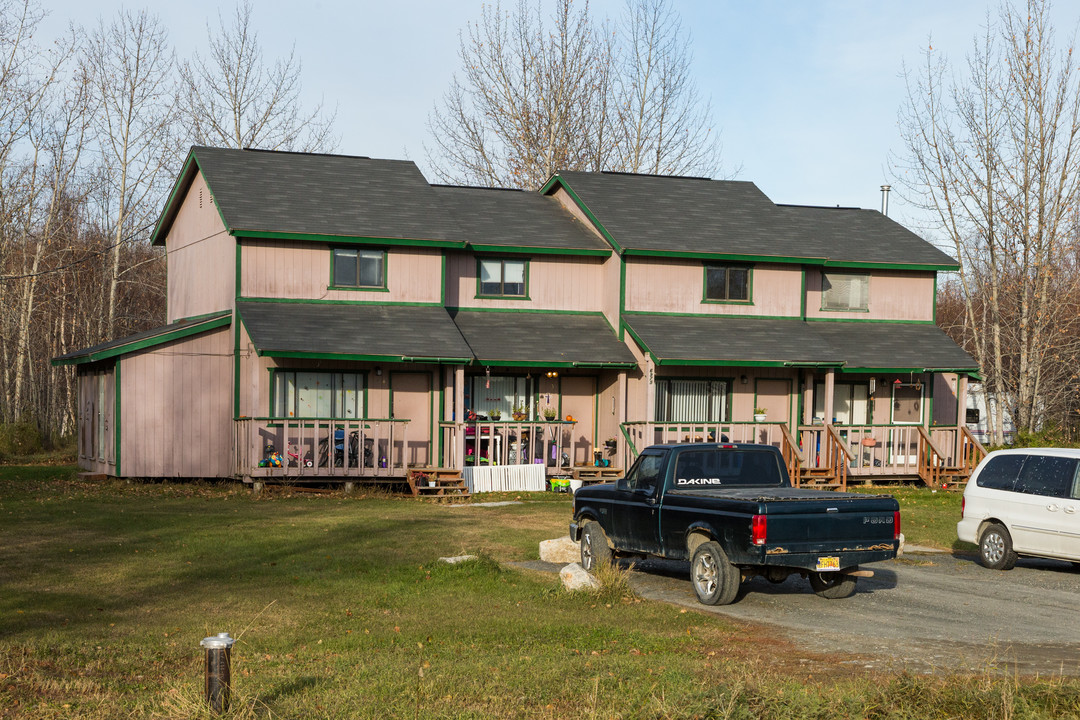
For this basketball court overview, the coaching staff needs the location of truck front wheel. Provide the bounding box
[580,520,612,573]
[808,571,857,599]
[690,541,740,605]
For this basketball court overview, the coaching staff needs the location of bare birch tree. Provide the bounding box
[84,9,176,339]
[612,0,720,175]
[426,0,723,189]
[894,0,1080,442]
[178,0,337,152]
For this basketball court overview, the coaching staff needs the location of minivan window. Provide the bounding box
[1015,455,1080,498]
[976,454,1026,491]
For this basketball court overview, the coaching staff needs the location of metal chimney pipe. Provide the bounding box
[880,185,891,216]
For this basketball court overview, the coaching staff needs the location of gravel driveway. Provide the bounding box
[625,549,1080,676]
[520,548,1080,675]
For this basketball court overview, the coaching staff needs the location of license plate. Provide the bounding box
[815,556,840,572]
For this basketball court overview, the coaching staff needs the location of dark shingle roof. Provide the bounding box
[238,302,472,361]
[452,311,635,365]
[810,322,978,371]
[624,315,841,364]
[191,147,460,242]
[52,312,231,366]
[552,171,957,267]
[433,186,609,253]
[624,314,977,370]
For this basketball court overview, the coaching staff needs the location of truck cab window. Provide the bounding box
[625,452,665,495]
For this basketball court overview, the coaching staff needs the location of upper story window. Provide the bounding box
[704,264,750,302]
[332,247,385,289]
[821,272,869,311]
[478,257,527,297]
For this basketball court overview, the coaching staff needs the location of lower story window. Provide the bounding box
[814,382,870,425]
[466,375,532,418]
[275,371,365,418]
[655,379,728,422]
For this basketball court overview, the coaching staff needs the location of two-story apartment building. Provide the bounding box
[55,146,982,488]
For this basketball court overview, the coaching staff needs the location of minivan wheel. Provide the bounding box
[979,523,1018,571]
[580,520,612,573]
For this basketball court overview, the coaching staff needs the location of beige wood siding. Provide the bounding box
[804,269,935,321]
[624,257,802,316]
[241,240,443,303]
[445,251,605,310]
[120,327,234,478]
[166,171,235,323]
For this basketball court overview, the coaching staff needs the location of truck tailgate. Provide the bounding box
[763,493,898,552]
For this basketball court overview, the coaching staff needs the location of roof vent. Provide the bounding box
[880,185,891,216]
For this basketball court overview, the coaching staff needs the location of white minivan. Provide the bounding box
[957,448,1080,570]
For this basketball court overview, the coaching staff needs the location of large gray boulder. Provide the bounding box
[560,562,600,592]
[539,536,580,564]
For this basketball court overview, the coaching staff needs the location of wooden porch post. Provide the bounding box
[956,374,969,461]
[823,369,835,424]
[454,364,465,471]
[802,370,814,424]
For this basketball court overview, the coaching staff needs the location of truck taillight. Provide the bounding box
[752,514,767,546]
[961,496,965,518]
[894,510,901,540]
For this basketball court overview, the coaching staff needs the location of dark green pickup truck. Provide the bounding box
[570,442,900,605]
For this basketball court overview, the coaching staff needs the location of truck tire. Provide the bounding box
[580,520,612,573]
[808,571,857,599]
[690,541,740,605]
[979,523,1018,570]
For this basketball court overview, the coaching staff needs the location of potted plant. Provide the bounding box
[512,404,527,421]
[489,408,502,421]
[753,407,767,422]
[542,405,558,421]
[604,437,618,451]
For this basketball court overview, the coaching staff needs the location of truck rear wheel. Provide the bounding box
[580,520,612,573]
[690,541,740,605]
[808,571,857,599]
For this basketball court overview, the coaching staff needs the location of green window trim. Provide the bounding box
[820,271,870,313]
[269,368,370,419]
[331,246,388,291]
[475,256,529,299]
[702,262,753,304]
[654,376,733,423]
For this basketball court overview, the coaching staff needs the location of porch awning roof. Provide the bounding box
[451,310,637,367]
[623,314,979,372]
[237,301,473,363]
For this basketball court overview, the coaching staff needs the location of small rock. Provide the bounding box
[560,562,600,592]
[439,555,477,564]
[540,536,580,564]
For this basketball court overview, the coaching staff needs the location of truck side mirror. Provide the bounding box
[616,477,629,492]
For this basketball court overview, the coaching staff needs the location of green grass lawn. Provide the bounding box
[849,484,977,552]
[0,468,1075,719]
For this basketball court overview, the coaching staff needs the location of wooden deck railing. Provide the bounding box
[958,425,988,477]
[438,419,584,474]
[917,427,948,488]
[234,417,411,479]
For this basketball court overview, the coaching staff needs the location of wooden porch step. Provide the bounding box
[572,466,623,485]
[408,467,470,502]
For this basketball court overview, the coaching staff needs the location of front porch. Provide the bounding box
[620,420,987,489]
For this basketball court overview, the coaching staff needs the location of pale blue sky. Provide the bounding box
[40,0,1080,242]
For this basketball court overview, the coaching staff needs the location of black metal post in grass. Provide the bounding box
[200,632,235,713]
